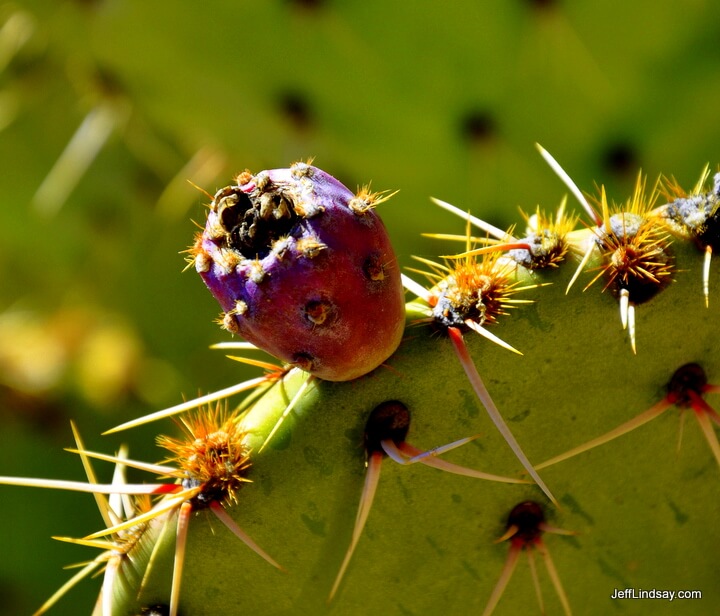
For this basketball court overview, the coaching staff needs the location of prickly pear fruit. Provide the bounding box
[191,162,405,381]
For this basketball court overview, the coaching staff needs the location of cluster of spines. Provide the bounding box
[537,147,718,352]
[398,149,720,612]
[2,151,720,614]
[658,165,720,306]
[0,403,287,616]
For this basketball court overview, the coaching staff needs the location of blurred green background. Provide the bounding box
[1,1,719,613]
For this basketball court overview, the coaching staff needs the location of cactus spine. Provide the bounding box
[2,161,719,616]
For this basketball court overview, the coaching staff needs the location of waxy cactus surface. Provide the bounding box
[99,162,719,615]
[2,161,719,616]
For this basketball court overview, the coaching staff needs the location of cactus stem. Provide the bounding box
[447,327,557,505]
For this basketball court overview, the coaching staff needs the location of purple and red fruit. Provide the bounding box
[192,162,405,381]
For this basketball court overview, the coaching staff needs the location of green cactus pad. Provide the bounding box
[109,231,720,615]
